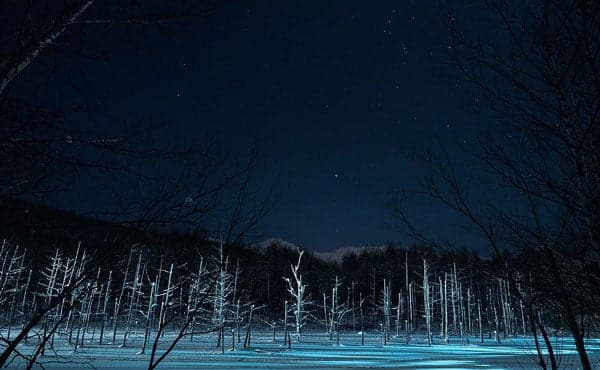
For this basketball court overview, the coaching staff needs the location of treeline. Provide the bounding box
[1,198,598,369]
[1,196,591,337]
[2,233,582,336]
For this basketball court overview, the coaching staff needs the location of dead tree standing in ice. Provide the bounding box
[440,274,448,343]
[139,282,157,354]
[283,250,309,342]
[0,242,26,341]
[26,245,90,367]
[283,300,289,345]
[146,258,215,370]
[187,258,205,341]
[112,248,134,343]
[404,250,411,332]
[394,291,402,337]
[351,281,357,331]
[122,252,143,347]
[157,263,175,339]
[211,241,233,349]
[98,271,112,344]
[322,293,329,333]
[407,283,416,333]
[477,298,483,343]
[326,276,351,344]
[242,304,255,349]
[423,259,432,346]
[358,292,365,335]
[380,279,391,342]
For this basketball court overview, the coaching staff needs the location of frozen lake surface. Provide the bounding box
[5,329,600,369]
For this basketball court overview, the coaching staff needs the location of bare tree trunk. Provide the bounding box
[0,1,95,95]
[243,305,254,349]
[530,314,547,370]
[99,271,112,344]
[139,282,156,354]
[478,299,483,343]
[423,259,432,346]
[284,300,288,345]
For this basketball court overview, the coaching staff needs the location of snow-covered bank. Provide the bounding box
[6,329,600,369]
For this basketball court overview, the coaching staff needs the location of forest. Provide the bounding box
[0,197,598,369]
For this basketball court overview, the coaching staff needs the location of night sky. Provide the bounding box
[20,1,493,251]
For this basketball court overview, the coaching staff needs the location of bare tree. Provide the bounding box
[283,250,310,342]
[422,259,432,346]
[0,2,278,363]
[0,1,216,199]
[324,276,351,344]
[394,1,599,369]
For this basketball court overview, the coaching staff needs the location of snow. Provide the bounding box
[6,329,600,369]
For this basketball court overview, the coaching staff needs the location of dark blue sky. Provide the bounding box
[180,1,486,250]
[20,1,493,251]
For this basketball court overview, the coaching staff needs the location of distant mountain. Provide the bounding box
[313,245,389,263]
[252,238,300,252]
[253,238,390,264]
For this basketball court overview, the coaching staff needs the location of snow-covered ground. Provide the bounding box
[5,330,600,369]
